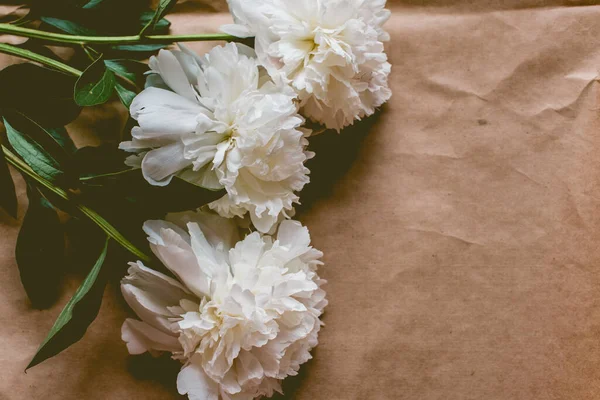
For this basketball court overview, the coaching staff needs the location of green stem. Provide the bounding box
[2,145,151,263]
[0,23,238,46]
[0,43,81,76]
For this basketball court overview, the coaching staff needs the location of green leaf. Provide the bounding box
[3,112,73,176]
[0,153,17,218]
[139,0,177,36]
[114,83,137,109]
[110,43,168,52]
[47,127,77,154]
[80,168,138,187]
[3,112,74,169]
[74,57,116,107]
[4,117,64,183]
[2,145,150,263]
[0,63,81,127]
[16,183,65,309]
[27,238,109,369]
[82,0,105,8]
[139,11,171,33]
[40,16,97,35]
[104,59,148,87]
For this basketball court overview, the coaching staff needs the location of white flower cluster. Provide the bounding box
[222,0,392,132]
[120,43,312,233]
[121,211,326,399]
[120,1,390,399]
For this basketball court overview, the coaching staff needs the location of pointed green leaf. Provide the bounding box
[47,127,77,154]
[41,17,97,35]
[27,238,109,369]
[0,153,17,218]
[74,57,116,107]
[82,0,105,8]
[139,0,177,36]
[4,113,73,161]
[16,183,65,309]
[110,43,168,52]
[4,117,64,183]
[114,83,137,109]
[104,59,148,87]
[139,11,171,33]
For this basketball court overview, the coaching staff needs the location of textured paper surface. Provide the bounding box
[2,1,600,399]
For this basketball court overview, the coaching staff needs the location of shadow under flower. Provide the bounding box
[271,353,317,400]
[296,109,384,216]
[127,353,182,395]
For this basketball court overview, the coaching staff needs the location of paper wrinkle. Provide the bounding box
[404,227,484,246]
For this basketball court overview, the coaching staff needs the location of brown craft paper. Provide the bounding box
[2,1,600,399]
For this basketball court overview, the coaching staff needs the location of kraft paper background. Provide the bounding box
[2,1,600,399]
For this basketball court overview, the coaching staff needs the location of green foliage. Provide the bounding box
[4,116,66,184]
[32,0,172,56]
[81,0,106,9]
[47,126,77,154]
[110,43,167,52]
[27,238,109,369]
[140,0,178,36]
[74,56,117,106]
[0,0,246,372]
[104,59,148,87]
[104,59,147,106]
[16,183,65,309]
[41,16,97,35]
[114,83,137,108]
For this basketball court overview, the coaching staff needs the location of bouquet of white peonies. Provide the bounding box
[0,0,390,398]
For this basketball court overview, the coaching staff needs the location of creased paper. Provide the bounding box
[1,1,600,399]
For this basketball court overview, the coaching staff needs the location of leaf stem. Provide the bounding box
[0,43,81,76]
[2,145,151,262]
[0,23,238,46]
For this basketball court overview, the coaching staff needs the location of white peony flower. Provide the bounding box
[120,210,327,400]
[222,0,392,132]
[119,43,313,233]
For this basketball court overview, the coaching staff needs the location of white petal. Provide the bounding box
[177,362,219,400]
[167,210,241,251]
[121,260,195,333]
[171,49,202,86]
[141,141,192,186]
[131,87,204,135]
[220,24,253,38]
[232,43,257,59]
[277,220,310,249]
[229,232,265,278]
[143,219,190,246]
[144,221,211,297]
[235,350,264,387]
[188,222,229,282]
[123,261,192,304]
[249,209,279,234]
[155,49,198,101]
[121,318,180,355]
[178,164,223,190]
[121,283,176,333]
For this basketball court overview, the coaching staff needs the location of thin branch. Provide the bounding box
[0,43,81,76]
[0,23,238,46]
